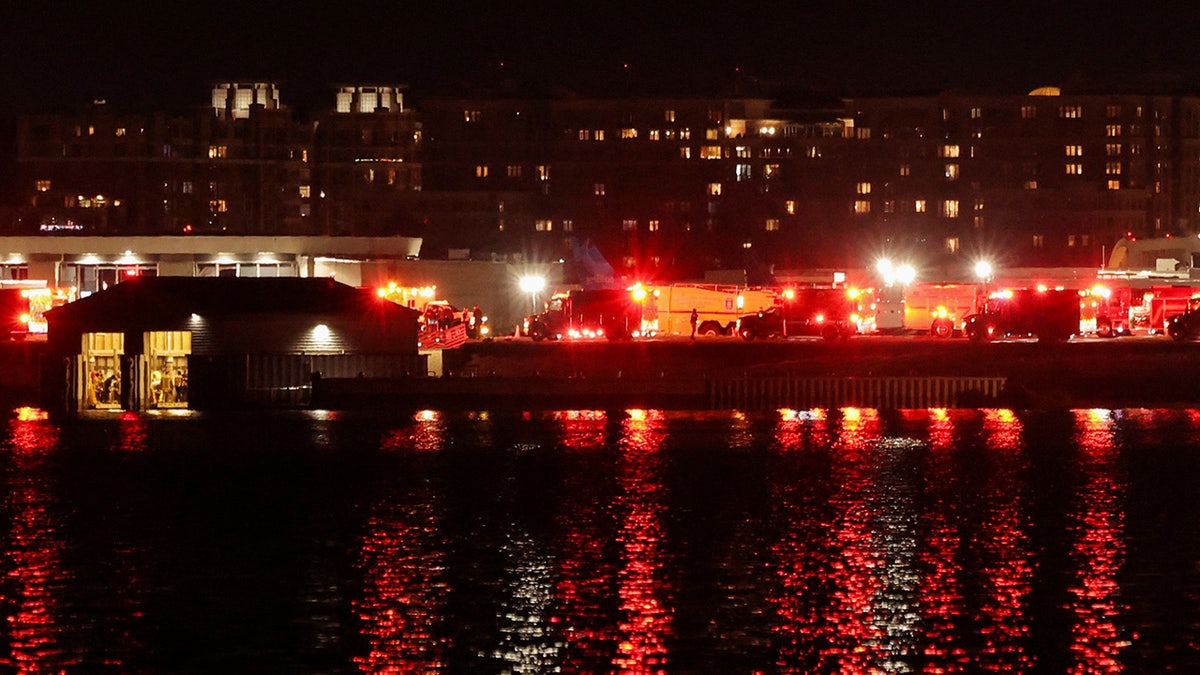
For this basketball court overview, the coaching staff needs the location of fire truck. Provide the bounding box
[735,286,863,341]
[0,289,31,340]
[641,283,777,337]
[963,287,1081,342]
[875,282,983,337]
[526,288,645,341]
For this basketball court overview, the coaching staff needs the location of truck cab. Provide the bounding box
[736,287,859,341]
[527,289,643,341]
[964,288,1080,342]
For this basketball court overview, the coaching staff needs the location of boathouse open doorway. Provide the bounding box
[82,332,124,409]
[145,331,191,409]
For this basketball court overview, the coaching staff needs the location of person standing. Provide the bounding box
[689,308,698,339]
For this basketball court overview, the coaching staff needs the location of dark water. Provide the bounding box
[0,406,1197,673]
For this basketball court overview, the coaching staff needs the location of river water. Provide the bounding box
[0,406,1196,673]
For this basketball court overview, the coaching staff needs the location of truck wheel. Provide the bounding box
[1096,319,1114,338]
[820,324,840,342]
[739,327,757,341]
[1169,323,1189,342]
[967,323,991,342]
[931,319,953,338]
[698,320,723,337]
[530,324,548,342]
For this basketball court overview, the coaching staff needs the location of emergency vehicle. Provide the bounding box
[964,287,1081,342]
[641,283,778,337]
[735,286,863,341]
[0,289,31,340]
[526,287,645,341]
[875,282,983,337]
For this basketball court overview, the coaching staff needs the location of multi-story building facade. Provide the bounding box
[845,87,1200,270]
[12,83,1200,282]
[14,82,421,238]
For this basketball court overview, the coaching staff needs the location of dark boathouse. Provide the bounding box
[45,276,421,411]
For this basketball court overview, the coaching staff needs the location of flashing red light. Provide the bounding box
[183,224,193,233]
[125,269,139,277]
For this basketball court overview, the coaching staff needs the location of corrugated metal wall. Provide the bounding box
[243,353,427,406]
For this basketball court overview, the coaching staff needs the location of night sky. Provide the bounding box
[3,2,1200,115]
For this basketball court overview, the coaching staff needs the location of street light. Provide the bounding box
[974,260,993,283]
[518,275,545,314]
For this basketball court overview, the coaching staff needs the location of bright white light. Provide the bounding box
[974,260,994,280]
[312,324,332,342]
[876,258,894,277]
[896,264,916,285]
[518,275,545,294]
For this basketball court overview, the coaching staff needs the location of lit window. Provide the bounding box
[915,199,927,213]
[562,219,574,232]
[1106,144,1122,156]
[209,199,227,213]
[35,180,50,192]
[115,128,126,137]
[883,200,895,213]
[464,110,481,122]
[182,181,193,194]
[941,145,960,158]
[623,256,636,268]
[299,185,310,198]
[764,163,779,178]
[856,182,871,195]
[535,219,553,232]
[1020,105,1037,119]
[854,200,871,214]
[899,164,911,177]
[578,130,590,141]
[537,165,550,181]
[735,164,751,181]
[1033,235,1045,247]
[945,164,959,180]
[974,198,984,211]
[621,128,637,139]
[594,183,606,196]
[974,215,984,229]
[707,183,722,196]
[648,130,660,141]
[1106,124,1122,137]
[700,146,722,159]
[594,129,605,141]
[679,128,691,140]
[475,165,489,178]
[664,109,675,123]
[765,218,780,231]
[1068,234,1077,247]
[679,147,691,159]
[970,108,982,119]
[1107,179,1121,190]
[622,219,637,232]
[1106,161,1122,175]
[1024,180,1038,190]
[706,128,719,140]
[1066,163,1083,175]
[208,146,227,159]
[946,237,960,253]
[942,200,959,218]
[648,219,660,232]
[785,200,796,215]
[507,164,522,178]
[1065,145,1083,156]
[1059,106,1082,119]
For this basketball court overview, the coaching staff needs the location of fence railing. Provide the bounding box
[709,375,1006,410]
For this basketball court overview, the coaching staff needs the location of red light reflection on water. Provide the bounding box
[548,410,619,669]
[379,410,446,452]
[612,410,673,674]
[976,409,1036,672]
[353,502,448,672]
[1066,410,1128,673]
[115,412,149,452]
[918,408,969,672]
[2,410,75,672]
